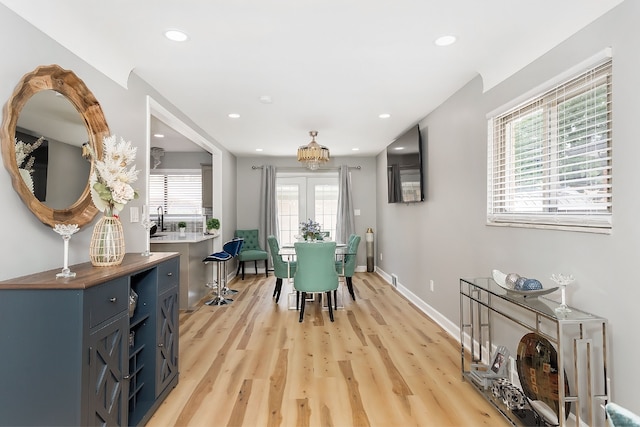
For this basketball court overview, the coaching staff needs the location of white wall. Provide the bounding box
[376,0,640,413]
[0,5,236,280]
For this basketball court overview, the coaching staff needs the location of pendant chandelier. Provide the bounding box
[297,130,330,170]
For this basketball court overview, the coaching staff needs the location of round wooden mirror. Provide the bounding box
[1,65,109,228]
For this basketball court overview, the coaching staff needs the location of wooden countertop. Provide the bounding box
[0,252,180,290]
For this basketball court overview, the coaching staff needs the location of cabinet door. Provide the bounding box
[156,288,179,396]
[88,313,129,427]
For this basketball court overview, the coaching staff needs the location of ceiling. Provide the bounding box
[0,0,624,157]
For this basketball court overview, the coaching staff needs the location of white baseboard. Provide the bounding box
[376,268,459,342]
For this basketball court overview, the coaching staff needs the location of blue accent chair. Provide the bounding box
[294,241,339,322]
[235,229,269,279]
[267,235,296,303]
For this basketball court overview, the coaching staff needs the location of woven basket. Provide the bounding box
[90,216,125,266]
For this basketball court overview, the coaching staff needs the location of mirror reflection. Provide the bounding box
[16,90,90,209]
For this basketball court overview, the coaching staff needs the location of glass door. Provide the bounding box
[276,174,338,245]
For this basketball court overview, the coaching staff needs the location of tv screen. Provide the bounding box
[386,125,424,203]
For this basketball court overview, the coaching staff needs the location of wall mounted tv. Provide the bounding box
[386,124,424,203]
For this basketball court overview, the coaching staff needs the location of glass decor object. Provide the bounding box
[140,205,156,256]
[550,273,575,314]
[53,224,80,278]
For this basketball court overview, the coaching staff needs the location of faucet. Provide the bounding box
[157,206,166,231]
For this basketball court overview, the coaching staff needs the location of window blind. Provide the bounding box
[150,172,203,215]
[487,60,612,231]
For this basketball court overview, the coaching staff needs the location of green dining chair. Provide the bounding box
[235,229,269,279]
[336,234,361,300]
[267,235,296,303]
[294,241,339,322]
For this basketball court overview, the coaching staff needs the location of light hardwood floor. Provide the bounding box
[146,272,509,427]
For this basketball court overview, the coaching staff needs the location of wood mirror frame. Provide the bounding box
[1,65,108,228]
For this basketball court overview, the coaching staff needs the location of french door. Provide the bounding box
[276,174,338,245]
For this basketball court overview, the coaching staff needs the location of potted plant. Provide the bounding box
[206,218,220,236]
[300,218,321,241]
[178,221,187,236]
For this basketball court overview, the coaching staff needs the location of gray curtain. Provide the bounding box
[335,165,355,244]
[259,165,278,261]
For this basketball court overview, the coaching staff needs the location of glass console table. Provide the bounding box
[459,277,609,426]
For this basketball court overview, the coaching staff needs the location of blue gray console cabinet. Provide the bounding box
[0,252,180,426]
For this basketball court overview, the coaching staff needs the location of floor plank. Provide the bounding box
[147,272,510,427]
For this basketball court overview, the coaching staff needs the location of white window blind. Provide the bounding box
[487,59,612,232]
[150,172,203,215]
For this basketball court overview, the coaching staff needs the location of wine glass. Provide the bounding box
[53,224,80,278]
[140,205,156,256]
[550,273,575,314]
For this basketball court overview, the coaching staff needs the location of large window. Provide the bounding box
[149,170,203,217]
[276,174,338,244]
[487,59,612,232]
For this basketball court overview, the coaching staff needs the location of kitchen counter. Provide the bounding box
[150,231,217,243]
[151,232,219,311]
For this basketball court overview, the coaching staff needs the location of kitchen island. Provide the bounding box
[151,232,218,310]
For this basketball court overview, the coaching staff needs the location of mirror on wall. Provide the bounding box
[0,64,110,228]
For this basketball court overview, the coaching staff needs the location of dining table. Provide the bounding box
[278,241,352,310]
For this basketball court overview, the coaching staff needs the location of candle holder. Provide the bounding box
[140,205,156,256]
[550,273,575,314]
[53,224,80,278]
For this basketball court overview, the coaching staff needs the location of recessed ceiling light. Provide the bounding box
[228,113,240,119]
[395,147,405,151]
[352,148,360,151]
[379,113,391,119]
[153,133,165,138]
[259,95,273,104]
[164,29,189,42]
[434,35,457,47]
[255,148,263,152]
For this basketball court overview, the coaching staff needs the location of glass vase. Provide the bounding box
[90,214,125,266]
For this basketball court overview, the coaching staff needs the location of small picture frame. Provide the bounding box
[490,347,508,374]
[470,345,510,388]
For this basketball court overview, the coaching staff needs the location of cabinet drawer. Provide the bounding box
[158,257,179,294]
[86,277,128,328]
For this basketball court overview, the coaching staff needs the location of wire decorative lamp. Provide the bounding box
[297,130,329,170]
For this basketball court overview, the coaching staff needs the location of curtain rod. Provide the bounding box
[252,165,361,171]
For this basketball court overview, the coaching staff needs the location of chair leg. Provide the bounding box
[333,289,337,310]
[296,291,300,310]
[274,278,282,302]
[326,291,334,322]
[299,292,306,322]
[265,260,269,277]
[242,262,245,279]
[254,260,258,275]
[346,277,355,300]
[236,262,241,278]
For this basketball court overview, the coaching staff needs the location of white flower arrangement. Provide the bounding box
[89,135,139,216]
[300,218,321,239]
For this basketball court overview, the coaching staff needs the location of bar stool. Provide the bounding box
[203,238,244,306]
[220,237,244,295]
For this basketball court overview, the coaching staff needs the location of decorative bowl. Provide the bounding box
[491,269,558,298]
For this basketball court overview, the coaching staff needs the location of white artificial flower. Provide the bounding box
[90,135,139,214]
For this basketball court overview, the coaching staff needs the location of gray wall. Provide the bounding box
[376,0,639,413]
[0,4,236,280]
[236,156,377,267]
